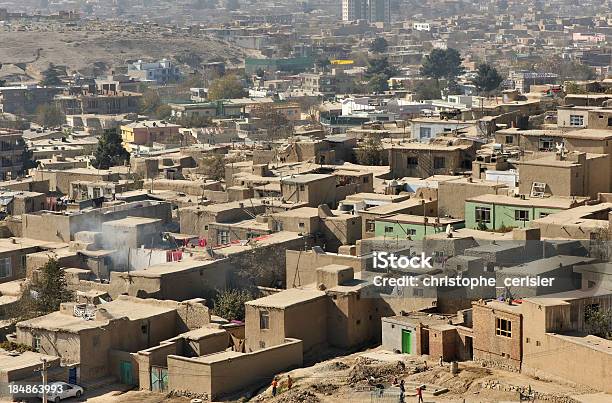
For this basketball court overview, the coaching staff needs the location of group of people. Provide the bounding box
[392,378,424,403]
[271,374,293,397]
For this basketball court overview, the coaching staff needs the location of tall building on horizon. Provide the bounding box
[341,0,390,23]
[342,0,367,22]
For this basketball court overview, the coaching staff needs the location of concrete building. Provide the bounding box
[341,0,367,22]
[389,141,476,179]
[127,59,180,84]
[464,194,585,231]
[120,121,182,151]
[515,152,611,199]
[374,214,465,240]
[0,130,26,181]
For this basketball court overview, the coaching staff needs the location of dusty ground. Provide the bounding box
[0,24,256,80]
[241,348,606,403]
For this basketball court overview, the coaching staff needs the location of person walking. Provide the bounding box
[271,377,278,397]
[399,379,405,403]
[287,374,293,390]
[416,384,424,403]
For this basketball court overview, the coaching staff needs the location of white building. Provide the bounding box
[127,59,180,84]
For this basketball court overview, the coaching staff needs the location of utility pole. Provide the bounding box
[41,358,48,403]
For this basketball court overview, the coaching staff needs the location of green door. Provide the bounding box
[401,329,412,354]
[120,361,134,385]
[151,366,168,392]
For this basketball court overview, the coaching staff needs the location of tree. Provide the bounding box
[472,63,504,95]
[34,104,65,127]
[251,105,294,139]
[584,305,612,339]
[420,48,465,82]
[208,75,247,101]
[174,114,213,128]
[154,104,173,120]
[564,82,586,94]
[201,154,226,181]
[370,37,389,54]
[92,128,130,170]
[213,289,252,321]
[34,258,74,314]
[140,89,162,115]
[40,63,63,86]
[365,57,398,93]
[356,135,384,166]
[413,79,441,100]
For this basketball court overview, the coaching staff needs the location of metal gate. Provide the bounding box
[151,366,168,392]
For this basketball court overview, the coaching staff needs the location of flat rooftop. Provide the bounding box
[466,194,583,209]
[245,288,326,309]
[502,255,595,276]
[280,173,333,184]
[377,214,464,226]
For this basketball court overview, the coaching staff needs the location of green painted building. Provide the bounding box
[245,57,313,74]
[465,194,583,231]
[374,214,465,240]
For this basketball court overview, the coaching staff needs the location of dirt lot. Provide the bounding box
[0,24,254,80]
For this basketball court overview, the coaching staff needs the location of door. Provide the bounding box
[151,366,168,392]
[465,336,473,360]
[68,367,78,384]
[120,361,134,385]
[401,329,412,354]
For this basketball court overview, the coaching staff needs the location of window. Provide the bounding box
[608,117,612,127]
[299,184,305,191]
[259,340,266,348]
[0,257,11,279]
[419,127,432,139]
[384,226,394,233]
[539,212,550,218]
[413,288,424,297]
[495,318,512,337]
[141,324,148,334]
[569,114,584,126]
[539,137,555,151]
[406,228,417,236]
[298,222,305,229]
[515,209,529,221]
[366,220,375,232]
[33,335,41,352]
[505,135,514,144]
[433,157,446,169]
[363,176,369,183]
[218,230,230,245]
[475,207,491,224]
[407,157,418,166]
[259,311,270,329]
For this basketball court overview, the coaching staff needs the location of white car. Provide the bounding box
[39,382,83,402]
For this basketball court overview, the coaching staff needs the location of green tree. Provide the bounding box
[140,89,162,115]
[420,48,465,82]
[201,154,226,181]
[584,306,612,339]
[174,114,213,128]
[366,57,398,93]
[251,105,294,139]
[213,289,252,321]
[92,128,130,170]
[40,63,63,86]
[472,63,504,95]
[34,258,74,314]
[564,82,586,94]
[356,135,384,165]
[413,79,441,100]
[34,104,65,127]
[370,37,389,54]
[208,75,247,101]
[154,104,173,120]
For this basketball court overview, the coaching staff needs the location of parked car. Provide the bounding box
[38,382,83,402]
